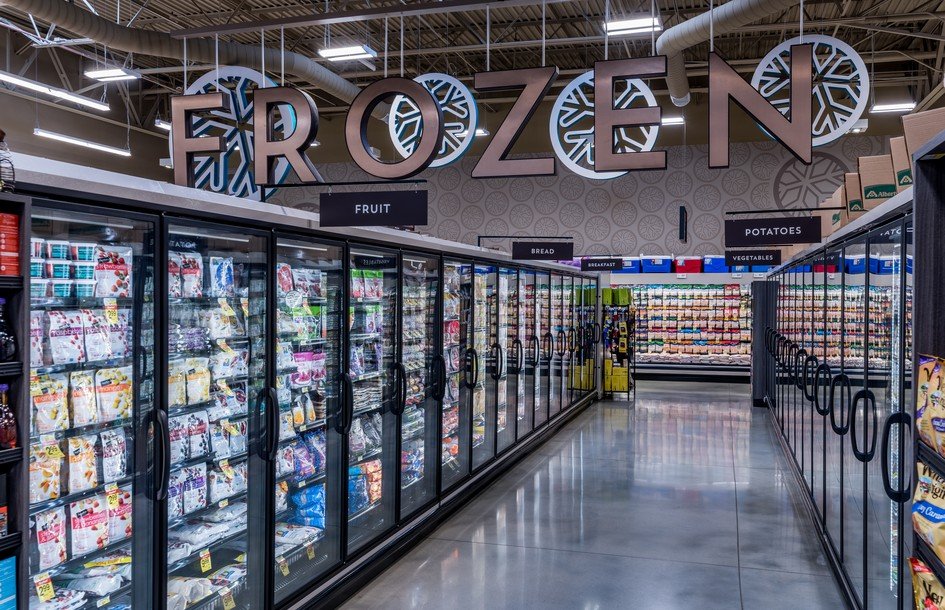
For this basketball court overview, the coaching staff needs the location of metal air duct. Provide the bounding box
[656,0,799,107]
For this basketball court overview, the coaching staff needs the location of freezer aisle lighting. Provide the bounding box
[33,128,131,157]
[661,116,685,126]
[0,69,110,111]
[604,17,662,36]
[870,101,915,114]
[458,128,490,137]
[85,67,140,82]
[317,44,377,61]
[154,119,172,131]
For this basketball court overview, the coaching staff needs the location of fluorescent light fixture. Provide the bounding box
[84,67,139,82]
[605,17,661,36]
[661,116,685,126]
[317,44,377,61]
[459,128,490,137]
[849,118,868,134]
[159,158,173,169]
[870,101,915,114]
[33,128,131,157]
[0,69,110,111]
[310,140,321,148]
[154,119,171,131]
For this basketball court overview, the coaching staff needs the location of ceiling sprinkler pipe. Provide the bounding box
[656,0,799,106]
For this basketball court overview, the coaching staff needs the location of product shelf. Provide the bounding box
[31,416,133,444]
[29,474,134,515]
[168,491,248,531]
[168,528,246,574]
[0,362,20,377]
[31,355,135,376]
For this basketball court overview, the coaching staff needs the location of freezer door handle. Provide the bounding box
[555,330,566,357]
[567,329,576,354]
[510,338,524,374]
[434,355,447,402]
[850,389,878,462]
[463,348,479,388]
[337,373,354,434]
[881,411,912,502]
[396,362,408,415]
[593,323,601,344]
[813,363,832,416]
[802,355,818,402]
[829,373,853,435]
[155,409,169,501]
[792,346,806,388]
[266,387,280,461]
[542,333,553,360]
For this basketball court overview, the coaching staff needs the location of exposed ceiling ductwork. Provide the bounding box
[0,0,379,114]
[656,0,799,107]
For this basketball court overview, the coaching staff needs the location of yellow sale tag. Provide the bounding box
[220,459,235,480]
[222,419,239,436]
[305,543,315,560]
[34,573,54,602]
[44,441,64,459]
[104,298,119,324]
[219,498,229,509]
[216,339,235,354]
[235,553,246,563]
[106,488,119,510]
[199,549,212,573]
[217,378,235,397]
[218,298,236,317]
[221,589,236,610]
[97,596,111,607]
[277,556,289,576]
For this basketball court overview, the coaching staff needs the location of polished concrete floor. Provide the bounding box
[343,381,847,609]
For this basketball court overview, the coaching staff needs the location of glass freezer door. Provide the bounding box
[519,271,537,441]
[561,276,573,410]
[344,247,397,554]
[549,274,563,417]
[28,207,155,609]
[271,237,343,605]
[507,269,528,444]
[164,221,269,609]
[496,267,515,454]
[441,260,470,492]
[399,252,439,518]
[471,265,492,470]
[536,272,551,428]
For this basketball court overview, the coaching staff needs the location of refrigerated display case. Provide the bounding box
[12,153,601,609]
[762,189,913,610]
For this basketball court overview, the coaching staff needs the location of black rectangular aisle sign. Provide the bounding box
[512,241,574,260]
[724,217,820,247]
[581,258,623,271]
[724,250,782,266]
[320,190,427,227]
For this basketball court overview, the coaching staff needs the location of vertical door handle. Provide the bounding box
[814,363,832,416]
[154,409,169,501]
[471,348,480,386]
[802,355,818,402]
[850,389,878,462]
[510,338,524,374]
[556,330,566,357]
[881,411,912,502]
[542,332,553,360]
[434,355,447,401]
[593,322,601,344]
[793,347,807,389]
[266,387,280,461]
[497,345,505,379]
[396,362,408,415]
[567,329,576,353]
[530,336,540,364]
[490,343,501,381]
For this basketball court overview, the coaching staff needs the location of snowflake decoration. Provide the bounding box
[177,67,296,201]
[389,73,478,168]
[549,70,660,180]
[774,152,847,209]
[752,35,869,147]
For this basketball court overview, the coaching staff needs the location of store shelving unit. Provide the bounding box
[601,287,633,398]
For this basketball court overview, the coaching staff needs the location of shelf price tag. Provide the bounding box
[220,587,236,610]
[277,555,289,576]
[305,542,315,560]
[97,596,111,607]
[216,339,235,354]
[103,298,119,324]
[199,549,212,573]
[217,379,235,397]
[220,459,235,480]
[42,436,64,459]
[34,573,54,602]
[221,419,239,436]
[219,498,229,509]
[218,298,236,317]
[105,483,120,509]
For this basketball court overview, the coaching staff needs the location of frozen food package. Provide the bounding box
[208,564,247,588]
[179,251,203,298]
[291,351,314,388]
[31,373,69,433]
[95,366,133,422]
[210,347,248,379]
[67,435,98,493]
[276,341,294,371]
[63,574,122,597]
[168,359,188,407]
[185,357,211,404]
[276,263,294,296]
[307,269,324,299]
[274,522,322,545]
[166,541,191,565]
[292,268,310,296]
[911,556,945,610]
[280,410,297,440]
[914,460,945,565]
[276,444,294,478]
[348,418,367,455]
[201,500,247,524]
[100,429,128,482]
[275,480,288,513]
[107,308,131,359]
[80,309,112,362]
[292,442,316,479]
[167,577,214,605]
[204,307,235,340]
[187,410,210,458]
[228,419,247,455]
[106,485,133,542]
[209,256,235,297]
[69,370,97,427]
[47,310,86,365]
[209,421,230,459]
[183,463,207,514]
[69,494,109,555]
[30,311,45,367]
[94,245,133,298]
[168,251,184,298]
[167,470,186,520]
[34,506,68,570]
[30,441,62,503]
[350,270,365,299]
[277,309,296,336]
[168,415,189,464]
[918,355,944,450]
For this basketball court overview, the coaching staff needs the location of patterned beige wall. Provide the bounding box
[272,135,885,257]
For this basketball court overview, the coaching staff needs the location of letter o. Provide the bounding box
[345,78,444,179]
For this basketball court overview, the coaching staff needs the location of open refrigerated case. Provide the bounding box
[762,187,914,610]
[10,152,601,609]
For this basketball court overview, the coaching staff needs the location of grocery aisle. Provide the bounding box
[342,382,846,609]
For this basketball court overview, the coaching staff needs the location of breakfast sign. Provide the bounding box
[170,45,815,189]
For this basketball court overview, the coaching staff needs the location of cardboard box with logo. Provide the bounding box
[845,172,863,215]
[817,191,846,238]
[902,107,945,162]
[858,155,896,209]
[889,136,912,192]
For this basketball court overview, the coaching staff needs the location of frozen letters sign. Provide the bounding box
[512,242,574,261]
[320,191,427,227]
[725,217,820,247]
